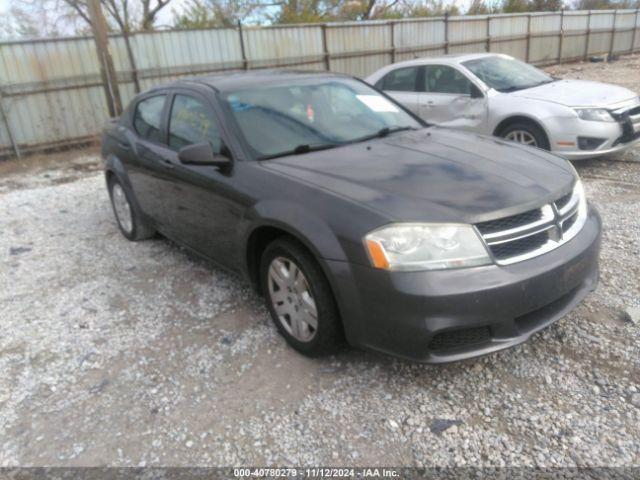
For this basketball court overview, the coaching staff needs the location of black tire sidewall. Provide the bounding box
[501,122,550,151]
[260,238,342,356]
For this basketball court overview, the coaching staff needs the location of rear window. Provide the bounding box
[134,95,166,142]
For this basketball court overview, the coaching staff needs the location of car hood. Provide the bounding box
[510,79,637,108]
[262,128,576,224]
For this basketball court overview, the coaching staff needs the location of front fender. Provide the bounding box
[241,199,350,265]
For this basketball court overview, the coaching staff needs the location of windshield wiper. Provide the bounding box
[352,125,417,143]
[500,79,556,93]
[259,143,339,160]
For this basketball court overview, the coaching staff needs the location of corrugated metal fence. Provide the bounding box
[1,9,639,158]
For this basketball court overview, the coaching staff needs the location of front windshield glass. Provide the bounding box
[462,56,553,93]
[223,77,422,159]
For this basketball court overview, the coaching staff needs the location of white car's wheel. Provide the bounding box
[500,122,549,150]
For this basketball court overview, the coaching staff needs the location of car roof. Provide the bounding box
[148,69,351,94]
[381,52,499,69]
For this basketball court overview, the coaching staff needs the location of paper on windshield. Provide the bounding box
[356,95,399,113]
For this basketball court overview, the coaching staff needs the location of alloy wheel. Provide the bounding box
[267,256,318,342]
[112,183,133,234]
[504,130,538,147]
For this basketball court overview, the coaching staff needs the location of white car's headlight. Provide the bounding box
[575,108,615,123]
[364,223,491,271]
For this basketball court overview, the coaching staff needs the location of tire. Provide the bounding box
[107,175,155,241]
[499,121,550,151]
[260,237,344,356]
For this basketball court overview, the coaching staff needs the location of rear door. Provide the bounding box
[126,93,174,227]
[375,66,424,115]
[159,89,241,269]
[420,64,487,131]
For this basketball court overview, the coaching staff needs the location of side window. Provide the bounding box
[168,94,221,152]
[424,65,473,95]
[133,95,166,142]
[381,67,420,92]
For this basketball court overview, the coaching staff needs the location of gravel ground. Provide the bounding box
[1,56,639,468]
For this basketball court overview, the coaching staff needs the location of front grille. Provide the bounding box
[563,212,578,231]
[429,326,491,352]
[475,186,583,265]
[628,105,640,116]
[554,191,573,211]
[476,208,542,235]
[490,230,550,261]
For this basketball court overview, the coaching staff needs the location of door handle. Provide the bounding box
[162,159,175,169]
[118,142,130,151]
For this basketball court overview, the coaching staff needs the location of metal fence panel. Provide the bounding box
[1,9,639,157]
[243,25,324,69]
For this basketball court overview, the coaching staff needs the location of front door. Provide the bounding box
[376,65,423,115]
[159,91,242,270]
[420,65,487,132]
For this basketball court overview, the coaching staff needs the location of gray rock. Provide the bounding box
[430,419,463,435]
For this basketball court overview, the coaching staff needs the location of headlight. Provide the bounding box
[575,108,615,123]
[364,223,491,271]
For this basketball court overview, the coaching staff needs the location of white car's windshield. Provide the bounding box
[463,56,554,93]
[224,78,422,159]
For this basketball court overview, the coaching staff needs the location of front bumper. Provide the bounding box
[547,112,640,160]
[327,206,601,363]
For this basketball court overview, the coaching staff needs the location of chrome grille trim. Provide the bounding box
[475,184,585,265]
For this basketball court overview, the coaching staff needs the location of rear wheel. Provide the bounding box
[108,176,155,241]
[260,238,343,356]
[500,122,549,150]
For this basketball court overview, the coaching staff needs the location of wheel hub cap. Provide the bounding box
[267,257,318,342]
[505,130,538,147]
[112,184,133,234]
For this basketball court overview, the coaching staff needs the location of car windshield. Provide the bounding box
[223,77,422,159]
[462,56,554,93]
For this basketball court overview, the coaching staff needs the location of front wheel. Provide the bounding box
[260,238,343,356]
[500,122,549,150]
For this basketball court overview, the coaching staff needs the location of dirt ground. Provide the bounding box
[0,56,639,468]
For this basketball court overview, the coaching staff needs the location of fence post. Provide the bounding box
[88,0,122,117]
[390,21,396,63]
[609,9,617,59]
[584,10,591,60]
[0,91,21,159]
[321,24,331,70]
[525,13,532,62]
[122,30,140,94]
[444,12,449,54]
[557,8,565,64]
[486,15,491,52]
[630,8,639,54]
[237,21,249,70]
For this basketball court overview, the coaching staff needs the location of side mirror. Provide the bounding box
[470,85,484,99]
[178,142,231,169]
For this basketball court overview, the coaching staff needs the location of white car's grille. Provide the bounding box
[475,185,584,265]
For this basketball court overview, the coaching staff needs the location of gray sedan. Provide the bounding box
[366,53,640,159]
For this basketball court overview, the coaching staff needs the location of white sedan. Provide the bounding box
[366,53,640,159]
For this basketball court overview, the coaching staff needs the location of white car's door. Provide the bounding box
[420,65,487,132]
[374,66,422,115]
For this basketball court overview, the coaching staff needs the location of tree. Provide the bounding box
[2,0,176,38]
[173,0,286,27]
[466,0,490,13]
[501,0,530,12]
[530,0,562,10]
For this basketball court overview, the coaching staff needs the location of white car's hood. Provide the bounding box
[510,79,637,108]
